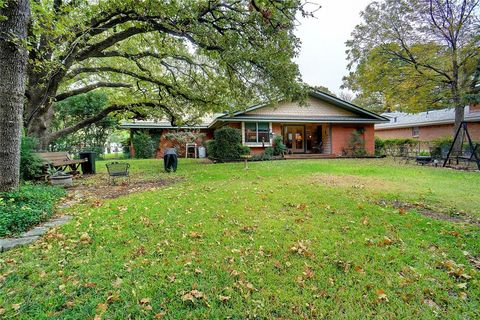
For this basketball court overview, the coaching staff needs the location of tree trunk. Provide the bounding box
[0,0,31,192]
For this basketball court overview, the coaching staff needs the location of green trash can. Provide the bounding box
[79,151,96,174]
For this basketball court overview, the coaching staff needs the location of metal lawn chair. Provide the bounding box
[106,162,130,185]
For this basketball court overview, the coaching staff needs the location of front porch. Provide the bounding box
[280,123,332,155]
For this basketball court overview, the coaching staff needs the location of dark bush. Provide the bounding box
[207,127,250,161]
[132,132,156,159]
[0,184,65,237]
[272,135,287,156]
[381,138,417,158]
[430,137,452,158]
[20,136,44,181]
[343,130,367,157]
[375,137,385,156]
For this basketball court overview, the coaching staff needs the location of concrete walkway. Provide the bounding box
[0,215,72,253]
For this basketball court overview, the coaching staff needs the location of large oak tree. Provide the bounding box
[1,0,311,191]
[24,0,309,148]
[0,0,31,192]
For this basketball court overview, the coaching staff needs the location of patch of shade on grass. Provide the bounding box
[0,159,479,319]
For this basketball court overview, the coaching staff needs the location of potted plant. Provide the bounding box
[48,166,73,187]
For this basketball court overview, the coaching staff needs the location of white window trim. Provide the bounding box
[242,122,272,147]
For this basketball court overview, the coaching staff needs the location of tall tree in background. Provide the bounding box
[24,0,310,149]
[344,0,480,135]
[0,0,31,192]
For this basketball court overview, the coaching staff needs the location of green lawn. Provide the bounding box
[0,159,479,319]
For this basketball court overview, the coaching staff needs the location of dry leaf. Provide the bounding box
[218,295,231,302]
[140,298,151,305]
[80,232,91,244]
[375,289,389,303]
[11,303,21,311]
[0,308,5,315]
[112,277,123,288]
[96,303,108,313]
[188,231,202,239]
[191,290,204,299]
[181,293,194,303]
[354,265,365,273]
[194,268,203,274]
[154,312,167,318]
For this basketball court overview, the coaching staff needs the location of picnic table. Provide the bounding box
[36,152,87,173]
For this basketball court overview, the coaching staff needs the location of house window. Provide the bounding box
[412,126,420,137]
[244,122,270,144]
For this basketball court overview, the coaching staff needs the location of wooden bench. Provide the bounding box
[36,152,87,173]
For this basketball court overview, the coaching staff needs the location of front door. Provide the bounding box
[284,125,305,153]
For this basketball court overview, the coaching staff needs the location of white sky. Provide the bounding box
[295,0,372,95]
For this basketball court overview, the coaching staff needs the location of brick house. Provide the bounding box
[375,105,480,141]
[120,91,388,158]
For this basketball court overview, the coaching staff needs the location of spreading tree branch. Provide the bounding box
[55,82,133,101]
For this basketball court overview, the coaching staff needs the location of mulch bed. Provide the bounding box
[59,175,183,208]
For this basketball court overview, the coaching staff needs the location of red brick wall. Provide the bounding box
[331,124,375,156]
[375,123,480,141]
[156,129,212,158]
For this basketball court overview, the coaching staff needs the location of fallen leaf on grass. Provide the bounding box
[423,299,440,309]
[112,277,123,288]
[375,289,388,303]
[0,308,5,315]
[11,303,21,311]
[182,293,195,303]
[80,232,91,244]
[218,295,231,302]
[188,231,203,239]
[354,266,365,273]
[96,303,108,313]
[378,236,393,247]
[154,312,167,318]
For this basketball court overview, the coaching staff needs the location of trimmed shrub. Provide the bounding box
[272,135,287,156]
[430,137,452,158]
[381,138,417,158]
[207,127,250,161]
[343,130,367,157]
[20,136,44,181]
[132,132,156,159]
[0,184,66,237]
[375,137,385,156]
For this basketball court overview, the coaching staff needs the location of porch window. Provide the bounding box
[244,122,270,144]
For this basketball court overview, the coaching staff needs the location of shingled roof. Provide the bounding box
[376,106,480,130]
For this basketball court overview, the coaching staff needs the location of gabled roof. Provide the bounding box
[375,105,480,130]
[119,90,388,129]
[214,90,388,124]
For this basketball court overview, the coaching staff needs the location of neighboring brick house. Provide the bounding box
[119,91,388,158]
[375,105,480,141]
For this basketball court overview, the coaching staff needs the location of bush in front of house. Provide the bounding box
[132,132,156,159]
[382,138,417,157]
[20,136,44,181]
[0,184,66,237]
[343,130,367,157]
[375,137,385,156]
[430,137,453,158]
[272,135,287,156]
[206,127,250,161]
